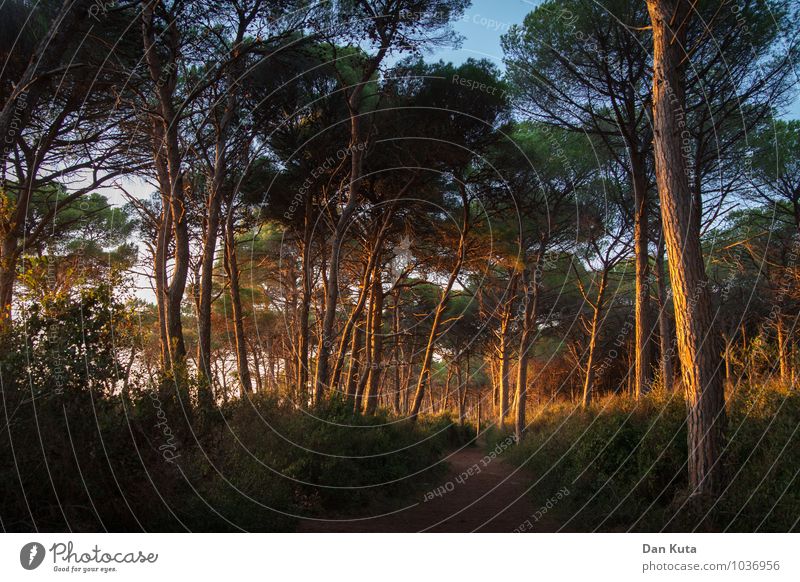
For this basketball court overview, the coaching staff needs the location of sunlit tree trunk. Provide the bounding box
[315,85,371,401]
[515,268,540,441]
[364,274,384,415]
[498,308,513,427]
[330,210,396,391]
[723,334,733,385]
[491,272,517,427]
[656,236,674,390]
[353,278,373,414]
[581,275,607,408]
[776,317,789,382]
[344,324,363,405]
[330,257,374,391]
[648,0,727,497]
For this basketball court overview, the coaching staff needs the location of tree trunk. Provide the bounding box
[330,218,393,392]
[330,258,374,391]
[632,155,653,398]
[197,193,221,397]
[223,213,252,396]
[297,199,313,404]
[777,317,789,382]
[456,360,466,425]
[515,270,539,441]
[392,288,403,413]
[154,202,171,371]
[314,112,365,401]
[165,171,189,368]
[364,274,384,415]
[142,4,188,369]
[0,236,20,329]
[197,82,236,396]
[582,305,602,408]
[345,325,363,404]
[354,276,373,414]
[496,273,518,427]
[409,187,470,420]
[297,252,311,403]
[498,315,512,427]
[441,365,454,414]
[723,335,732,385]
[647,0,727,497]
[656,236,674,390]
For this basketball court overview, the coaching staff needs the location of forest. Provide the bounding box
[1,0,799,533]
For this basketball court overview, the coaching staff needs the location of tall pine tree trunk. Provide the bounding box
[515,270,539,441]
[364,274,384,415]
[498,314,512,427]
[647,0,726,497]
[632,157,653,398]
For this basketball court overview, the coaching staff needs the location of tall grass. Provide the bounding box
[487,381,800,531]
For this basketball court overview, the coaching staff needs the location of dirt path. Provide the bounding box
[298,445,552,532]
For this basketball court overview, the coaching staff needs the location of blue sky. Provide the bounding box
[429,0,537,66]
[429,0,799,119]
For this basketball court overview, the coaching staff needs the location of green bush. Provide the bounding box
[0,289,457,531]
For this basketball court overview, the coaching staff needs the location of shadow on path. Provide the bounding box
[298,444,557,532]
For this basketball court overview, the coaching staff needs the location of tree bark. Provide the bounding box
[297,196,314,404]
[776,317,789,382]
[647,0,727,497]
[223,211,252,396]
[632,155,653,398]
[197,87,238,395]
[330,257,374,391]
[581,277,606,408]
[498,306,513,427]
[0,239,20,328]
[656,235,675,390]
[314,98,367,401]
[409,186,470,419]
[344,325,364,404]
[142,2,188,369]
[354,271,373,414]
[392,288,403,413]
[515,268,540,441]
[197,189,222,394]
[496,272,519,427]
[364,274,384,415]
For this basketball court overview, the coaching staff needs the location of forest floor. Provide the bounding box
[297,442,558,532]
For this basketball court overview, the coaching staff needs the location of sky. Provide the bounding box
[429,0,538,66]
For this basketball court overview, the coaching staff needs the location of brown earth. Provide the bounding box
[297,445,557,532]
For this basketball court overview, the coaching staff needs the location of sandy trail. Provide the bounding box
[298,446,552,532]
